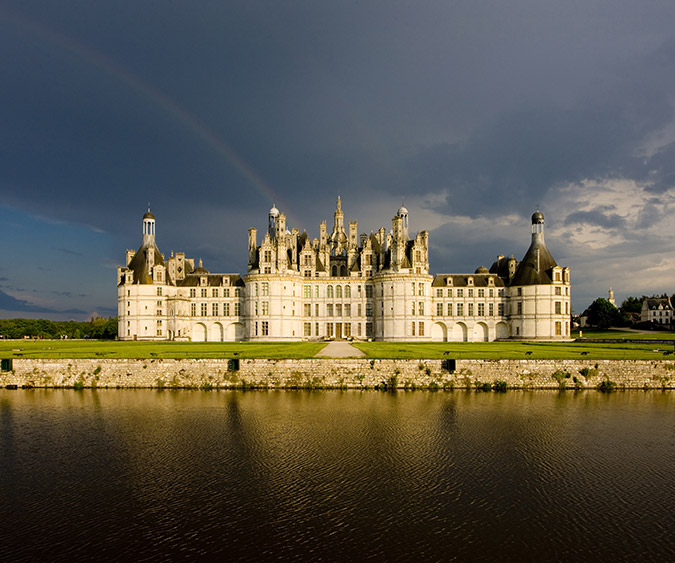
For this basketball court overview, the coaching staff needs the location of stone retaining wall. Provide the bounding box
[1,358,674,390]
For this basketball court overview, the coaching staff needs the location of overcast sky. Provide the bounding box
[2,0,675,319]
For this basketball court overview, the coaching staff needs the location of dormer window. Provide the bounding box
[468,277,474,286]
[200,276,207,286]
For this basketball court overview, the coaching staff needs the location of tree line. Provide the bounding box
[584,294,673,330]
[0,317,118,340]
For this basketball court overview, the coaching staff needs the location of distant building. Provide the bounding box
[640,298,674,326]
[117,201,571,341]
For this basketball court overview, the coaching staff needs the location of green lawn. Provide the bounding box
[572,328,675,340]
[351,340,675,360]
[0,340,327,359]
[1,336,675,360]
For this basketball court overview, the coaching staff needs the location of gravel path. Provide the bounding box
[314,341,366,358]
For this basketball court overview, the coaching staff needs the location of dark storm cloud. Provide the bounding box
[0,288,85,315]
[2,1,675,314]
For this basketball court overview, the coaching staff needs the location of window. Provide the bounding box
[555,286,562,295]
[468,289,474,298]
[326,323,334,337]
[262,321,269,336]
[457,288,464,298]
[437,289,443,297]
[224,288,230,297]
[234,302,240,315]
[157,287,162,296]
[315,303,319,316]
[345,304,351,317]
[555,271,561,281]
[517,288,522,296]
[327,304,334,316]
[447,303,453,316]
[412,322,416,336]
[448,289,453,297]
[264,250,272,262]
[190,288,196,298]
[498,289,505,297]
[315,322,319,336]
[555,302,562,315]
[156,310,162,317]
[234,288,241,297]
[418,322,424,336]
[327,285,334,298]
[304,285,311,298]
[517,302,522,315]
[498,303,504,316]
[468,303,474,316]
[262,302,269,315]
[457,303,464,316]
[304,322,311,336]
[304,304,312,317]
[344,323,351,337]
[358,303,362,317]
[224,302,230,316]
[201,303,207,316]
[418,284,424,296]
[315,285,319,298]
[212,288,218,297]
[201,288,207,298]
[345,285,351,298]
[478,303,485,316]
[489,303,494,316]
[555,321,562,335]
[418,302,424,315]
[212,303,218,316]
[411,302,416,315]
[262,283,269,296]
[336,286,342,298]
[412,283,416,295]
[366,285,373,298]
[437,303,443,316]
[366,303,373,317]
[489,288,494,297]
[478,289,485,298]
[336,304,342,317]
[190,303,197,316]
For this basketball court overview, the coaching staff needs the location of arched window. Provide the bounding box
[327,285,334,298]
[345,285,351,298]
[336,285,342,298]
[331,265,337,276]
[340,265,346,276]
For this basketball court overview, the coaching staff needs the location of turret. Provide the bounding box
[142,209,156,247]
[397,203,409,240]
[268,204,279,238]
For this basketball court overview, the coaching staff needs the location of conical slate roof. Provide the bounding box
[510,235,558,286]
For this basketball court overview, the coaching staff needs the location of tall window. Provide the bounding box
[327,304,334,316]
[304,304,312,317]
[191,303,196,316]
[224,288,230,297]
[468,289,474,298]
[555,302,562,314]
[418,322,424,336]
[201,303,207,316]
[478,303,485,316]
[234,302,240,316]
[262,302,269,315]
[304,285,311,298]
[345,285,351,298]
[212,288,219,297]
[489,303,494,316]
[336,304,342,317]
[336,285,342,298]
[418,302,424,315]
[235,288,241,297]
[201,288,207,298]
[212,303,218,316]
[437,303,443,316]
[447,303,453,316]
[190,288,196,298]
[457,303,464,316]
[262,321,269,336]
[366,285,373,298]
[262,283,269,296]
[345,304,351,317]
[304,322,311,336]
[223,302,230,316]
[366,303,373,317]
[157,287,162,296]
[327,285,334,298]
[478,289,485,298]
[411,302,416,316]
[457,288,464,297]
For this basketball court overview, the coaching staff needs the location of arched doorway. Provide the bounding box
[496,322,510,339]
[211,323,223,342]
[452,322,468,342]
[473,322,489,342]
[192,323,207,342]
[432,322,448,342]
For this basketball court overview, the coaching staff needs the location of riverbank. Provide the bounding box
[2,358,673,390]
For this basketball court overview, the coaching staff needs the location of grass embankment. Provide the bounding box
[0,340,326,359]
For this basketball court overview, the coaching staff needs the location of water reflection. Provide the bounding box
[0,390,673,561]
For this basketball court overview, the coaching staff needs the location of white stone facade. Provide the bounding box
[117,201,571,341]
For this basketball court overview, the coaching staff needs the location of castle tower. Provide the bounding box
[398,202,409,240]
[142,208,156,247]
[268,204,279,238]
[608,287,616,307]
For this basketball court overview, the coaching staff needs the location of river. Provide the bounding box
[1,389,673,561]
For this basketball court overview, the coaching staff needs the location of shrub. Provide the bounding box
[597,379,616,393]
[493,380,508,392]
